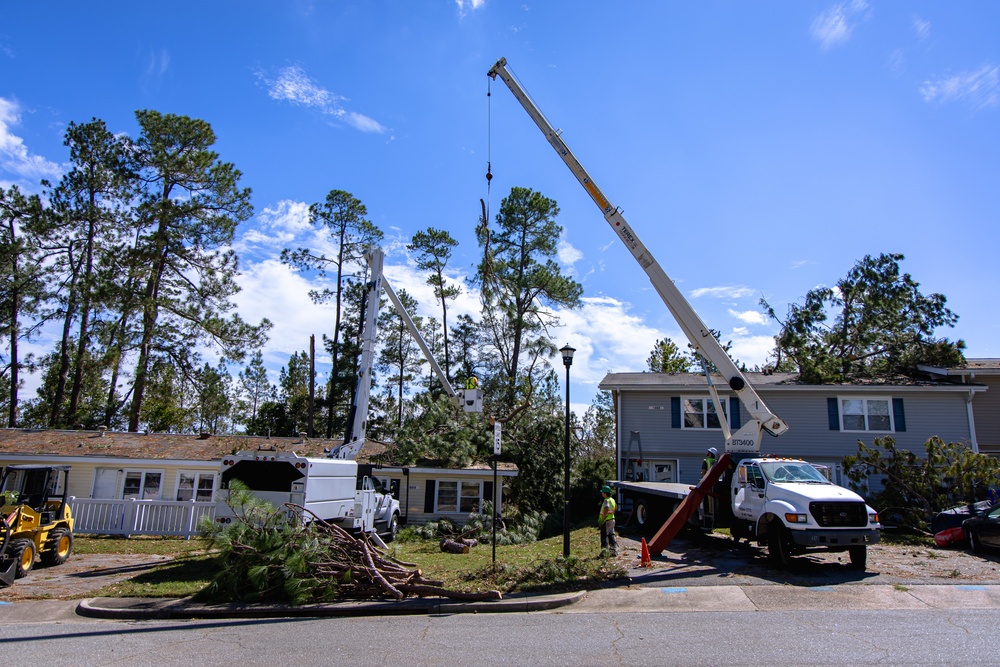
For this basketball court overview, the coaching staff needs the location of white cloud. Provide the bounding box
[552,295,666,387]
[912,17,931,42]
[921,65,999,111]
[811,0,869,51]
[144,48,170,79]
[260,199,312,234]
[235,259,335,362]
[689,285,755,299]
[558,235,583,267]
[728,309,768,326]
[0,97,62,184]
[455,0,486,17]
[728,333,777,370]
[256,65,388,133]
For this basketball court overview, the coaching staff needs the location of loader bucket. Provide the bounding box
[0,558,15,587]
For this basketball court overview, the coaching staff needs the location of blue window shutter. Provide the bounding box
[892,398,906,432]
[671,397,681,429]
[729,397,741,429]
[424,480,436,513]
[827,397,840,431]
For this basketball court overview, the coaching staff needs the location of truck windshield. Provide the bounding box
[759,462,829,484]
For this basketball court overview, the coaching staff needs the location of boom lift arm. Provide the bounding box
[488,57,788,452]
[333,247,482,460]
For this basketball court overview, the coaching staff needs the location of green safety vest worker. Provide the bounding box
[599,489,617,524]
[702,447,718,476]
[466,377,478,390]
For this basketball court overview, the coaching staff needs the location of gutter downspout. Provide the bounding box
[613,390,621,483]
[967,387,980,454]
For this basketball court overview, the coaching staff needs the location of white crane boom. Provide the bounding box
[487,57,788,452]
[333,247,482,459]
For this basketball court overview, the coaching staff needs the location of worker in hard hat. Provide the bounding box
[598,485,618,556]
[701,447,718,477]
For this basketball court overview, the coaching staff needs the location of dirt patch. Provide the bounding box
[615,530,1000,587]
[0,553,173,601]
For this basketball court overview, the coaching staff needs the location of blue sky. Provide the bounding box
[3,1,999,417]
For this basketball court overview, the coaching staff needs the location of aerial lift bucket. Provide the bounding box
[0,558,15,587]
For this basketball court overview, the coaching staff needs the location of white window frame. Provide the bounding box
[174,470,217,502]
[681,396,727,430]
[839,396,894,433]
[434,479,483,514]
[121,469,165,500]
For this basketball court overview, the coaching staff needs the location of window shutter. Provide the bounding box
[671,397,681,429]
[729,397,741,429]
[423,480,436,514]
[483,481,494,511]
[892,398,906,432]
[827,397,840,431]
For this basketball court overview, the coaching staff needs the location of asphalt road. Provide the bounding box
[1,607,998,666]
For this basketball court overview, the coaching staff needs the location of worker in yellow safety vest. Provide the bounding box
[465,376,479,390]
[598,485,618,556]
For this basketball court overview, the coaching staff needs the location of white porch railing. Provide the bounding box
[68,497,216,538]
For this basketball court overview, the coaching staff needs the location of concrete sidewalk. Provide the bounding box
[3,584,1000,622]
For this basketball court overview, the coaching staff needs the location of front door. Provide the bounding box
[92,468,120,499]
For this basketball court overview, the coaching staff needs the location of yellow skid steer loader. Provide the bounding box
[1,464,74,587]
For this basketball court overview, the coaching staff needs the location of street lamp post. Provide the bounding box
[559,344,576,558]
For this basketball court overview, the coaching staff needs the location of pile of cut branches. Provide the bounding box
[200,491,501,605]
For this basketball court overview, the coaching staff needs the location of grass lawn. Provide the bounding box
[78,525,627,599]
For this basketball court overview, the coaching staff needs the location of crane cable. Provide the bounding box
[480,75,495,288]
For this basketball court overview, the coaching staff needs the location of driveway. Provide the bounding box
[0,553,173,601]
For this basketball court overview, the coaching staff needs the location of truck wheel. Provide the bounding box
[384,513,400,543]
[848,546,867,570]
[40,527,73,566]
[10,539,36,578]
[633,499,654,532]
[766,523,792,568]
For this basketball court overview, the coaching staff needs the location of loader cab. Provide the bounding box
[1,465,71,519]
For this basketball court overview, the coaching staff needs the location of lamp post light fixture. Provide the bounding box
[559,343,576,558]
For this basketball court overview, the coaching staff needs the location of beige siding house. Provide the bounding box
[0,429,517,534]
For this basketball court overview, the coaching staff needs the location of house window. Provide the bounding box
[436,480,482,514]
[176,472,216,502]
[682,397,726,429]
[840,397,893,432]
[122,471,163,500]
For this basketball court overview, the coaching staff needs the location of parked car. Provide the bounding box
[963,504,1000,554]
[931,500,993,534]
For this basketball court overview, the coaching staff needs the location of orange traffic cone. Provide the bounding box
[640,537,652,567]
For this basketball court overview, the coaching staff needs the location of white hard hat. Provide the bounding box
[708,447,718,457]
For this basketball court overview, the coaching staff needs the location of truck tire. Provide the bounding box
[633,499,655,532]
[848,545,867,570]
[384,513,400,543]
[10,539,36,578]
[766,523,792,568]
[40,527,73,566]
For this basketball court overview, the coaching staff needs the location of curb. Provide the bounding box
[75,590,586,620]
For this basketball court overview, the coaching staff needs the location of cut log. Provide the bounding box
[440,539,470,554]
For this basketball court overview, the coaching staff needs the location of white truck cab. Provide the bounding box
[732,457,881,569]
